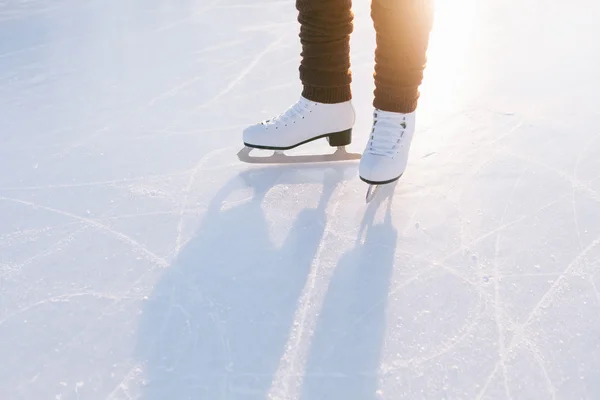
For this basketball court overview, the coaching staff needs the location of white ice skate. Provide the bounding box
[359,109,416,202]
[238,96,361,164]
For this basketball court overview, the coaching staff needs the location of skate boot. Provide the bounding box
[359,109,416,202]
[238,96,360,164]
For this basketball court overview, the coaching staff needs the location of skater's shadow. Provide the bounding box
[300,183,398,399]
[133,162,358,399]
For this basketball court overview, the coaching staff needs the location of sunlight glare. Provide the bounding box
[419,0,484,117]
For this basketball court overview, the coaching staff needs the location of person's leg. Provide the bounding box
[371,0,434,113]
[297,0,354,104]
[359,0,434,185]
[242,0,356,151]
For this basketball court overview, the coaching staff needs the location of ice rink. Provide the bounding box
[2,0,600,399]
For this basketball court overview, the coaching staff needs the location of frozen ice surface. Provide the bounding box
[2,0,600,399]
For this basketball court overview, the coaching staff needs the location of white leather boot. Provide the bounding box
[243,96,356,150]
[359,109,416,184]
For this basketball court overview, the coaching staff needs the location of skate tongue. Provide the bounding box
[368,127,400,157]
[368,110,407,157]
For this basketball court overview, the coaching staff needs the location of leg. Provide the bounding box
[297,0,354,103]
[371,0,434,113]
[241,0,356,154]
[359,0,434,193]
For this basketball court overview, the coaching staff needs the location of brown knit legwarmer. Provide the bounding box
[296,0,434,113]
[296,0,354,104]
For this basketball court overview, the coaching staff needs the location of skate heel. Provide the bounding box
[326,129,352,147]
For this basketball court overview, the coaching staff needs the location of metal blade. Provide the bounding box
[365,184,379,203]
[237,146,361,164]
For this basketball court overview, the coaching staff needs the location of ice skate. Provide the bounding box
[238,96,361,164]
[360,109,416,203]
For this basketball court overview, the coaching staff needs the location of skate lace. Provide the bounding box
[367,110,407,157]
[263,97,312,127]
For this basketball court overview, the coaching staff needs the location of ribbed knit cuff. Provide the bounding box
[302,84,352,104]
[373,88,420,114]
[297,0,352,12]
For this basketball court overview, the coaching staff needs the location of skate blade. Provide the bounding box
[364,174,402,204]
[237,146,361,165]
[365,185,379,203]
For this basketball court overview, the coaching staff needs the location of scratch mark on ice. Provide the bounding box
[195,34,287,110]
[266,183,347,400]
[173,147,229,255]
[0,196,168,267]
[476,233,600,399]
